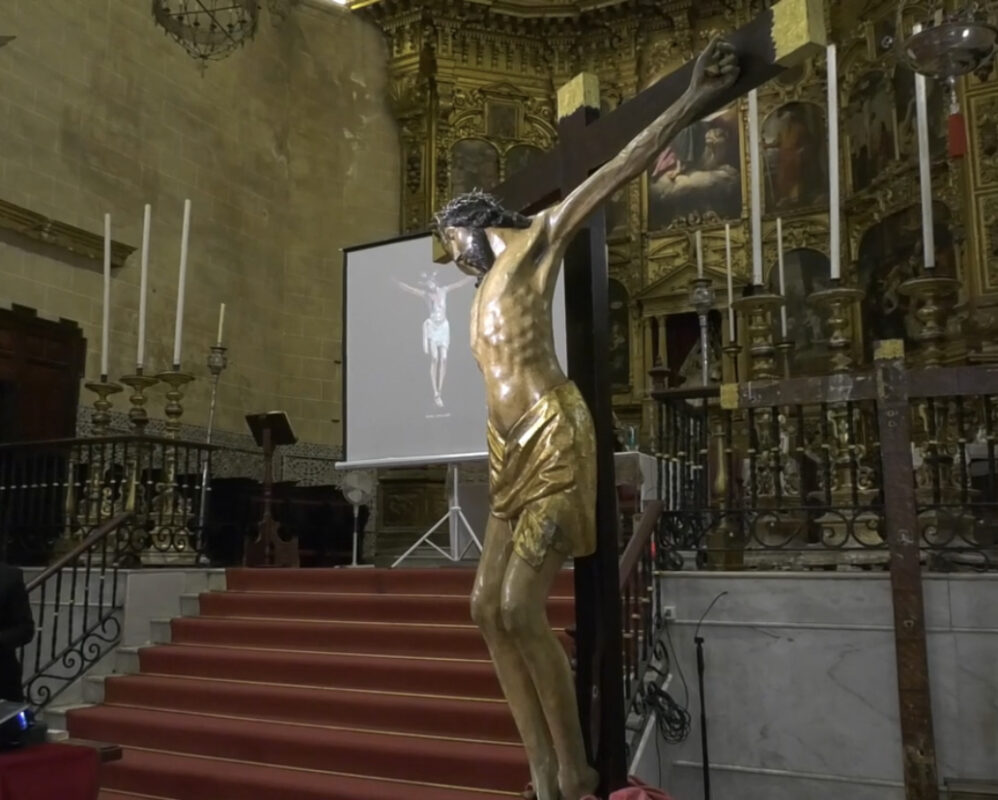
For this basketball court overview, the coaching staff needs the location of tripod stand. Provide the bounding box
[391,463,482,567]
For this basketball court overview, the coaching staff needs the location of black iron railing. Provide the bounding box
[21,511,134,709]
[651,368,998,571]
[0,435,213,566]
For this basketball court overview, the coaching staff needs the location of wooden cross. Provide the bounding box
[487,0,826,791]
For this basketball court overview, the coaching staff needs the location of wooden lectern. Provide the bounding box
[244,411,299,568]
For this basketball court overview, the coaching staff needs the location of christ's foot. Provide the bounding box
[434,394,444,407]
[559,764,599,800]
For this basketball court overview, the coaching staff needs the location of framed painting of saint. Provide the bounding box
[646,104,742,232]
[449,139,500,197]
[847,71,894,192]
[608,279,631,390]
[762,102,828,213]
[766,248,832,373]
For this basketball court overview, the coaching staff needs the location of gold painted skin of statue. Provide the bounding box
[433,38,738,800]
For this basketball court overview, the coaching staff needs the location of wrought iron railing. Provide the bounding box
[651,364,998,571]
[0,435,213,567]
[21,511,134,709]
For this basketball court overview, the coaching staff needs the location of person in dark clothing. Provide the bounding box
[0,565,34,702]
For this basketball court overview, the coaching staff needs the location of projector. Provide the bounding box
[0,701,46,749]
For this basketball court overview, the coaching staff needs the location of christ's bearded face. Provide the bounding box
[440,226,494,280]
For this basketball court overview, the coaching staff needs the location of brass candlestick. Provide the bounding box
[809,281,864,374]
[776,337,794,378]
[119,371,159,433]
[731,291,784,381]
[156,370,195,438]
[723,342,742,383]
[84,379,123,435]
[899,274,960,368]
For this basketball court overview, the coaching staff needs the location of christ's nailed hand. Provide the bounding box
[686,37,739,113]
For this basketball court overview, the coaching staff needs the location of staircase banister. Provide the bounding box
[25,511,134,592]
[618,500,663,586]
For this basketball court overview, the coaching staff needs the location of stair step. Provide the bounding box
[195,589,574,626]
[136,644,503,698]
[102,748,514,800]
[165,615,571,659]
[225,566,574,597]
[100,674,520,741]
[67,705,527,792]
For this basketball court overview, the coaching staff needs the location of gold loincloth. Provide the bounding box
[486,381,596,569]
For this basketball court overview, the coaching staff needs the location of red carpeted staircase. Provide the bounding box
[64,568,575,800]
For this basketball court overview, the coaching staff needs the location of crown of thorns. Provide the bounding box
[431,189,531,233]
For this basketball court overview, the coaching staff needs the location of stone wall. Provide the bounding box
[0,0,399,449]
[631,572,998,799]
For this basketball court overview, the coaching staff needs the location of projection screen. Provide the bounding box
[339,233,567,469]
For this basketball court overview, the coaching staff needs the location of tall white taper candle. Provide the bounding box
[173,199,191,368]
[695,230,704,278]
[913,25,935,269]
[137,204,151,370]
[827,43,841,280]
[748,89,763,285]
[777,217,788,337]
[101,213,111,379]
[725,223,735,339]
[216,303,226,346]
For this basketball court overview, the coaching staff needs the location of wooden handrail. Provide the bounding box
[26,512,134,592]
[618,500,663,586]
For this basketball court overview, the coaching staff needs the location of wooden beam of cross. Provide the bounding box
[493,0,826,212]
[504,0,826,794]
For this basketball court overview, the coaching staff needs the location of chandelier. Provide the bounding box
[894,1,997,80]
[152,0,260,67]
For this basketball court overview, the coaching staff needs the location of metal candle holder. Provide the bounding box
[84,379,123,435]
[197,344,229,540]
[156,369,195,438]
[119,370,159,433]
[731,291,784,381]
[688,277,716,386]
[899,274,960,368]
[809,280,864,374]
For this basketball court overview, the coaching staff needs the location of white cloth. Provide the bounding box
[423,317,450,353]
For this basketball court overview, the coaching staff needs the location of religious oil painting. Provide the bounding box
[505,144,543,179]
[762,102,828,213]
[608,279,631,389]
[487,101,519,140]
[765,248,832,374]
[847,70,894,192]
[449,139,500,197]
[646,104,742,231]
[893,64,946,160]
[857,202,956,362]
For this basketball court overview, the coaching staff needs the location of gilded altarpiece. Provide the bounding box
[351,0,998,548]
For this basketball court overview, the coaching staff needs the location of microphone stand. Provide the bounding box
[694,591,727,800]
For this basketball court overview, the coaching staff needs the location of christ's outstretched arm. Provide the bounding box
[545,37,738,253]
[441,275,475,293]
[395,279,426,298]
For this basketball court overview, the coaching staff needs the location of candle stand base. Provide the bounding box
[722,342,741,383]
[120,373,159,434]
[899,275,960,368]
[809,282,864,374]
[84,380,123,436]
[732,292,784,381]
[156,371,195,438]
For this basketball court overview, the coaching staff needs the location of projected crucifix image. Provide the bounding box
[395,272,475,408]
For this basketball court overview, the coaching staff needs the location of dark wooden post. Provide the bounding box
[873,340,939,800]
[556,74,627,795]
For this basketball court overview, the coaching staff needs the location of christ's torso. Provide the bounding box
[470,216,565,435]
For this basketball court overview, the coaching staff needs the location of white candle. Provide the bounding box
[748,89,763,285]
[137,204,151,371]
[913,25,935,269]
[827,44,841,280]
[216,302,226,346]
[101,213,111,379]
[777,217,788,338]
[695,230,704,278]
[725,223,735,339]
[173,199,191,368]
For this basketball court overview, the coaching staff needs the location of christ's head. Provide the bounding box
[431,190,531,282]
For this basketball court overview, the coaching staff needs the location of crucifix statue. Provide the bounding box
[431,1,824,797]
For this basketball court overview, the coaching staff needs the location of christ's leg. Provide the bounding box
[429,353,440,402]
[436,346,448,397]
[501,550,598,800]
[471,515,559,800]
